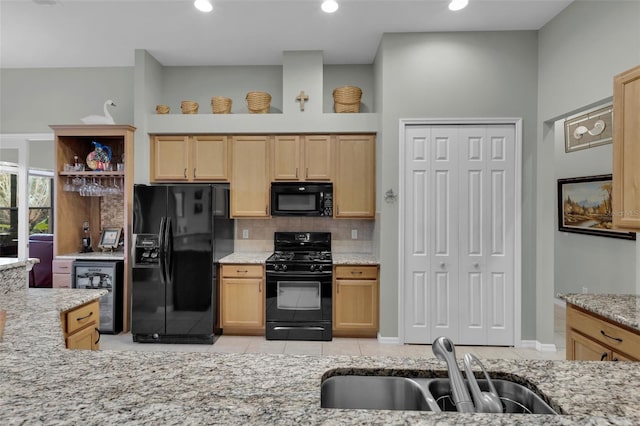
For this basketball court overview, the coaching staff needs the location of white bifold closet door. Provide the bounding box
[404,124,516,346]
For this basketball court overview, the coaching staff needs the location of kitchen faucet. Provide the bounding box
[432,336,502,413]
[432,336,475,413]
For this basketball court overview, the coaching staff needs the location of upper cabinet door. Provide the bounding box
[192,135,229,181]
[231,135,271,218]
[151,135,190,181]
[272,135,301,180]
[613,64,640,229]
[272,135,333,181]
[303,135,333,181]
[335,134,375,218]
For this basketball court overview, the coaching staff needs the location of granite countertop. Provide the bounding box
[332,252,378,265]
[56,251,125,261]
[2,289,640,423]
[559,293,640,333]
[219,251,272,264]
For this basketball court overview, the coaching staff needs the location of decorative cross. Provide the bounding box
[296,91,309,111]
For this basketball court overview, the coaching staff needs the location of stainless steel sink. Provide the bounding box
[320,375,559,414]
[320,376,440,411]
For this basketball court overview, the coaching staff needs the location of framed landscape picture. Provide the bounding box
[557,174,636,240]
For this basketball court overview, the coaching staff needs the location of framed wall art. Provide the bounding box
[558,174,635,240]
[564,105,613,153]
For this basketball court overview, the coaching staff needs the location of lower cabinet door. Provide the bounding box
[221,278,264,332]
[568,329,610,361]
[334,279,378,337]
[66,323,98,350]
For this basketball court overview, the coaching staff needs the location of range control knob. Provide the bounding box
[310,264,316,272]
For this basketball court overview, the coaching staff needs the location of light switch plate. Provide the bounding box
[351,229,358,239]
[242,229,249,239]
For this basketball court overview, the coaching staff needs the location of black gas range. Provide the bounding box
[265,232,332,341]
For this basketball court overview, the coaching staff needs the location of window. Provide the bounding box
[0,164,53,257]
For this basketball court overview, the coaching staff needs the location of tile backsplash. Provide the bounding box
[234,217,374,253]
[100,195,124,230]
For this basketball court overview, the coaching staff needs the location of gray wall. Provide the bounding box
[0,67,134,169]
[374,31,539,340]
[538,1,640,318]
[0,67,134,134]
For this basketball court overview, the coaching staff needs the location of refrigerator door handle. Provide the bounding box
[158,217,167,284]
[164,216,174,283]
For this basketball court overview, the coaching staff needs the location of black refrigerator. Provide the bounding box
[131,184,234,344]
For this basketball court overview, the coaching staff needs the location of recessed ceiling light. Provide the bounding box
[321,0,339,14]
[194,0,213,13]
[449,0,469,11]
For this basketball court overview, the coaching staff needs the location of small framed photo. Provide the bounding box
[98,227,122,250]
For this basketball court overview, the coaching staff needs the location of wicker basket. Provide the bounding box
[156,104,170,114]
[333,86,362,113]
[211,96,232,114]
[246,91,271,114]
[181,100,199,114]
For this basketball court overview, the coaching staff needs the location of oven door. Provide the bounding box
[265,271,332,340]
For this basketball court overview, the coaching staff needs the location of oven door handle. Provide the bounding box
[266,272,332,279]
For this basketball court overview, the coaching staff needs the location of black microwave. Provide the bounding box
[271,182,333,217]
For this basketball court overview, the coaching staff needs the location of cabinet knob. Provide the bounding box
[184,168,187,178]
[193,168,197,178]
[600,352,608,361]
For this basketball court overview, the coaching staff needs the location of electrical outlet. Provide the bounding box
[582,286,588,294]
[242,229,249,239]
[351,229,358,240]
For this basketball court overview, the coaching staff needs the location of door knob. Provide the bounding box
[439,262,446,269]
[473,263,479,269]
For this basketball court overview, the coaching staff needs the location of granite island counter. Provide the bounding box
[3,291,640,424]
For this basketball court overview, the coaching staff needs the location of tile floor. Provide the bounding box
[101,302,567,361]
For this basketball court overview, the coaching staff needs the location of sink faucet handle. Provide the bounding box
[463,353,502,413]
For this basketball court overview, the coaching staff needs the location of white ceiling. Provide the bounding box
[0,0,573,68]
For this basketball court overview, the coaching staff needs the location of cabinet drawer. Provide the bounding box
[567,304,640,359]
[335,265,378,280]
[52,273,72,288]
[64,300,99,335]
[52,259,74,274]
[222,264,263,278]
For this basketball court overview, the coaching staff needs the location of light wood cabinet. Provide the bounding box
[151,135,229,182]
[566,303,639,361]
[335,134,375,218]
[333,265,379,337]
[220,264,265,335]
[51,125,134,333]
[613,64,640,229]
[272,135,333,181]
[230,135,271,217]
[60,300,100,350]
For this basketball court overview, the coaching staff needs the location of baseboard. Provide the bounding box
[377,334,400,344]
[520,339,558,352]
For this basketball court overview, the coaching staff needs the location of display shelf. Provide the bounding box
[147,112,380,134]
[58,171,125,177]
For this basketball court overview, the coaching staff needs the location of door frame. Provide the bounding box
[398,118,522,345]
[0,133,53,259]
